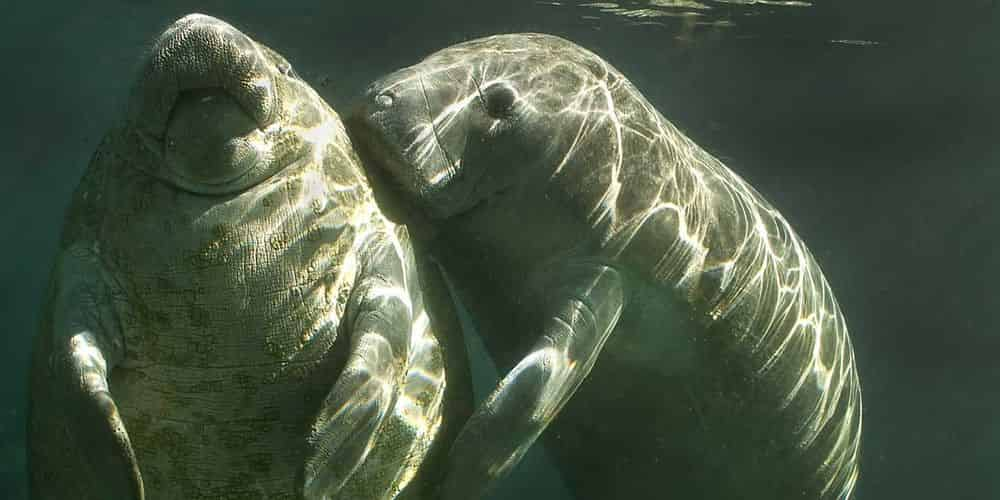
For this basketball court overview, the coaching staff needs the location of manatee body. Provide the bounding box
[348,33,862,499]
[28,14,470,500]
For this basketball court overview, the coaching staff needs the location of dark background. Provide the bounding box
[1,1,996,498]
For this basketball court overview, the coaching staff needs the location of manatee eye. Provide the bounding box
[483,83,516,118]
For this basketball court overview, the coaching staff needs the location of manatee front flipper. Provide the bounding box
[303,232,414,498]
[28,243,143,500]
[438,261,625,500]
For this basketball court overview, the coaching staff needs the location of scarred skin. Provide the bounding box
[27,14,470,500]
[348,33,863,500]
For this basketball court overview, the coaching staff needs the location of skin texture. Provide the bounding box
[27,14,471,500]
[347,33,863,500]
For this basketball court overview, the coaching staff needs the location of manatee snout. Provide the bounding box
[131,14,279,138]
[348,66,477,217]
[124,13,314,194]
[347,73,419,193]
[128,13,284,190]
[348,67,427,161]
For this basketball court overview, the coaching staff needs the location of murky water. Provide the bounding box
[1,1,997,498]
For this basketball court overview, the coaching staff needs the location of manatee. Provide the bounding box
[27,14,470,500]
[347,33,863,499]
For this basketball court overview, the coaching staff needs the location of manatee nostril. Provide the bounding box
[374,91,395,110]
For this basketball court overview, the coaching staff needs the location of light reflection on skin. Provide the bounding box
[32,13,456,500]
[353,32,861,499]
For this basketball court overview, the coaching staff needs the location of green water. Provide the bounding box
[1,1,997,498]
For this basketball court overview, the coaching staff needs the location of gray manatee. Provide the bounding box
[348,33,863,499]
[27,14,470,500]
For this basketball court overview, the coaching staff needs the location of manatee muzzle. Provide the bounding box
[348,67,477,216]
[127,14,281,190]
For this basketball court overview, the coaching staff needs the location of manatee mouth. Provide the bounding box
[347,102,469,226]
[162,87,264,187]
[346,83,426,199]
[348,108,501,227]
[346,108,425,216]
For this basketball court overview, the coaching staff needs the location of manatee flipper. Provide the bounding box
[303,232,415,498]
[438,262,625,500]
[28,243,143,500]
[334,233,475,500]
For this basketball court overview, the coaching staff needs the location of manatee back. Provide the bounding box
[592,89,862,497]
[519,45,862,496]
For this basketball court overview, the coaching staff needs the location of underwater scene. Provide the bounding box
[0,0,996,498]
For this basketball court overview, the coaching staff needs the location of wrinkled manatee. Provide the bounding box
[27,14,470,500]
[347,33,863,499]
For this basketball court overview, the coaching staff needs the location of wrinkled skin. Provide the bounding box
[348,33,862,500]
[28,14,470,500]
